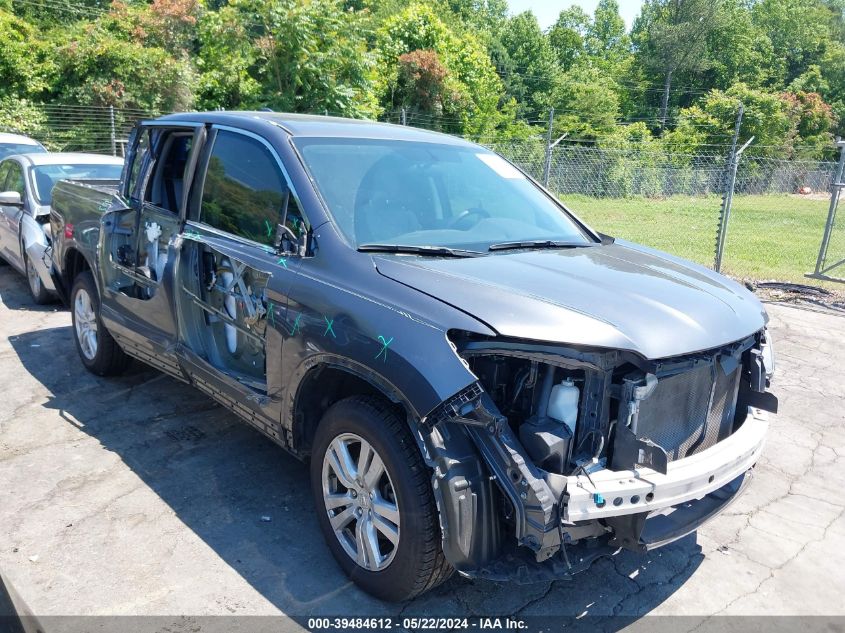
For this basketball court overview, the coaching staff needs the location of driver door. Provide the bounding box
[174,125,306,426]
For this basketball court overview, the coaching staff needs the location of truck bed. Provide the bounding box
[49,179,126,297]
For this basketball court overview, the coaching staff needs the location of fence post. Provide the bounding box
[542,108,554,187]
[715,136,754,273]
[659,70,672,132]
[109,105,116,157]
[714,103,744,272]
[400,108,407,126]
[809,140,845,280]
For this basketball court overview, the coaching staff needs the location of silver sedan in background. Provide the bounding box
[0,152,123,303]
[0,132,46,161]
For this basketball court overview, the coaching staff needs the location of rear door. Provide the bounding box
[98,122,206,380]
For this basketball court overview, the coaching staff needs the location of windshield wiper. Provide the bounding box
[488,239,596,252]
[358,244,485,257]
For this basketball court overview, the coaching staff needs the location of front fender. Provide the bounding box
[283,351,505,574]
[282,256,492,420]
[21,216,56,293]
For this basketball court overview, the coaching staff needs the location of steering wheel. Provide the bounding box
[448,207,490,231]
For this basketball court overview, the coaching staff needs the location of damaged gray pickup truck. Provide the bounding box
[49,112,777,601]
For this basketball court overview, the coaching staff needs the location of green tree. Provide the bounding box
[376,3,508,135]
[547,2,632,136]
[0,10,52,99]
[49,17,195,111]
[673,83,836,158]
[751,0,835,87]
[0,97,48,139]
[548,7,590,72]
[553,64,621,139]
[230,0,378,117]
[752,0,845,134]
[700,0,775,91]
[443,0,508,33]
[633,0,726,129]
[497,11,561,120]
[585,0,629,66]
[195,5,261,109]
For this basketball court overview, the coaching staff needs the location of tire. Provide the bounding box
[24,252,52,305]
[310,396,452,601]
[70,271,130,376]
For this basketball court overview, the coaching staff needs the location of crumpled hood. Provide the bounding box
[374,240,767,360]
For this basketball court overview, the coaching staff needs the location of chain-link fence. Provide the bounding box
[491,141,728,268]
[0,103,155,155]
[488,139,839,283]
[721,153,838,283]
[1,101,841,284]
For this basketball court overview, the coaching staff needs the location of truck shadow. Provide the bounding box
[7,320,702,625]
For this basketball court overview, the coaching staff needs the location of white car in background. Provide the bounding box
[0,132,47,161]
[0,152,123,303]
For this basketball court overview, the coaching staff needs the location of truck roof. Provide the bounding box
[157,111,475,146]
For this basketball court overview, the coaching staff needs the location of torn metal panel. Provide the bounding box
[22,221,56,293]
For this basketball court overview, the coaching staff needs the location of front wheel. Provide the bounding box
[310,396,452,601]
[70,271,130,376]
[25,252,52,304]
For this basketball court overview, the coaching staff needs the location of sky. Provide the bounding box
[506,0,644,30]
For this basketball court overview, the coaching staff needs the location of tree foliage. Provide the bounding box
[376,3,507,134]
[0,0,842,158]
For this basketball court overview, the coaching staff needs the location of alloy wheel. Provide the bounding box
[26,255,41,297]
[74,288,98,360]
[321,433,401,571]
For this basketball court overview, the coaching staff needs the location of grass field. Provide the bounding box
[559,193,841,286]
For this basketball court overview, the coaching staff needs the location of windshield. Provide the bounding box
[294,138,593,251]
[31,163,123,205]
[0,143,46,161]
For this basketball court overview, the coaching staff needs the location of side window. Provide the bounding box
[0,162,11,191]
[125,129,151,200]
[5,163,24,196]
[200,130,302,247]
[283,190,306,240]
[144,132,193,214]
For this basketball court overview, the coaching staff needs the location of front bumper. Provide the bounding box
[564,407,768,523]
[431,381,769,581]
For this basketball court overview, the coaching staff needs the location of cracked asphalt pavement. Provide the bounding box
[1,265,844,626]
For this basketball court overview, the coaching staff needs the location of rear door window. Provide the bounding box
[125,129,152,201]
[144,132,193,215]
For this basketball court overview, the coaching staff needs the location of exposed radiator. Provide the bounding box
[635,362,741,461]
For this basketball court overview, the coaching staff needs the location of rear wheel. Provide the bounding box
[70,271,130,376]
[310,396,452,601]
[25,252,52,305]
